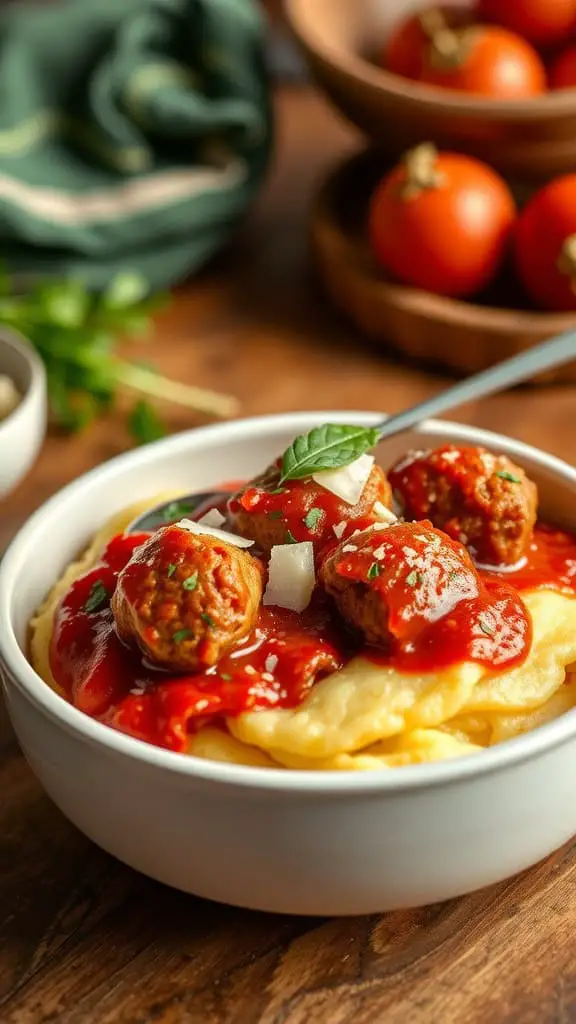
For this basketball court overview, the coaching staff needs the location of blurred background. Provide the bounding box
[1,0,575,542]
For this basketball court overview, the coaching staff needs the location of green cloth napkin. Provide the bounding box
[0,0,272,290]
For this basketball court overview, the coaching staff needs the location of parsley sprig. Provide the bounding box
[0,267,238,445]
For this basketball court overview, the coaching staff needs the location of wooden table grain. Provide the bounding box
[2,87,576,1024]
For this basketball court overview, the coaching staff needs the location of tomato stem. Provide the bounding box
[401,143,445,201]
[557,235,576,295]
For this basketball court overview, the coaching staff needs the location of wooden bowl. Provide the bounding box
[310,149,576,383]
[285,0,576,182]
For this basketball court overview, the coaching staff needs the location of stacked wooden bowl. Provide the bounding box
[285,0,576,381]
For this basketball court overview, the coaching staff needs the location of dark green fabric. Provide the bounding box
[0,0,272,289]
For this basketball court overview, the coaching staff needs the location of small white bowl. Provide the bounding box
[0,328,46,499]
[1,412,576,916]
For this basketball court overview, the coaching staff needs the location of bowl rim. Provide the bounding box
[285,0,576,119]
[0,327,46,434]
[3,409,576,794]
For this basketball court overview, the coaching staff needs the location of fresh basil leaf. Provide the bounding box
[279,424,381,482]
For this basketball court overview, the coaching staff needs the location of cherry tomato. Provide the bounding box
[420,26,546,99]
[477,0,576,48]
[368,144,517,298]
[383,5,468,80]
[514,175,576,311]
[549,44,576,89]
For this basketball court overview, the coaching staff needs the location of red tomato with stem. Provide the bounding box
[549,44,576,89]
[382,5,469,79]
[368,144,517,298]
[514,175,576,311]
[420,25,546,98]
[477,0,576,48]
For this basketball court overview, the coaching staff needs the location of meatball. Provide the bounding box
[112,524,263,671]
[388,445,537,566]
[227,459,394,557]
[320,520,480,649]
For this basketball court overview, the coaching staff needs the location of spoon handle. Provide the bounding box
[375,332,576,441]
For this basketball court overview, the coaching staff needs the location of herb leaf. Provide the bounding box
[367,562,381,579]
[201,612,215,628]
[406,570,424,586]
[303,507,323,531]
[128,400,166,446]
[167,563,177,578]
[495,470,521,484]
[163,500,195,522]
[84,580,109,614]
[285,529,297,544]
[479,618,494,636]
[182,572,199,591]
[0,261,238,449]
[279,424,381,483]
[173,628,194,643]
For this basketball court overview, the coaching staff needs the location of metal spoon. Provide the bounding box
[128,331,576,534]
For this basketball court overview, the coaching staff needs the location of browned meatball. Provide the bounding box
[320,520,480,649]
[388,445,537,566]
[227,459,394,557]
[112,524,263,671]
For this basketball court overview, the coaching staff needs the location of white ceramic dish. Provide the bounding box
[1,412,576,916]
[0,328,46,499]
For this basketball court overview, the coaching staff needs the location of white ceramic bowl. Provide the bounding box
[1,412,576,916]
[0,328,46,499]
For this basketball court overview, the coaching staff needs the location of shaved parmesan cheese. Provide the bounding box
[265,654,279,673]
[264,541,315,612]
[312,454,374,506]
[342,544,358,553]
[333,520,347,539]
[198,507,226,528]
[176,518,254,548]
[373,501,397,524]
[373,545,387,560]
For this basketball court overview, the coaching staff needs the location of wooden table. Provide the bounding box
[2,87,576,1024]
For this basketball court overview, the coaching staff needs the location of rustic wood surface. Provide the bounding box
[1,87,576,1024]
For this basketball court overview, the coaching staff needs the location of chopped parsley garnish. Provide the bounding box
[182,572,198,591]
[479,618,494,636]
[406,570,424,586]
[167,563,177,578]
[268,510,283,520]
[173,628,194,643]
[303,507,323,532]
[285,529,297,544]
[367,562,381,579]
[83,580,109,614]
[495,471,521,484]
[201,612,215,628]
[162,499,195,522]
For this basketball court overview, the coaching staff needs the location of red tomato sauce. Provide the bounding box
[227,462,379,561]
[48,500,576,752]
